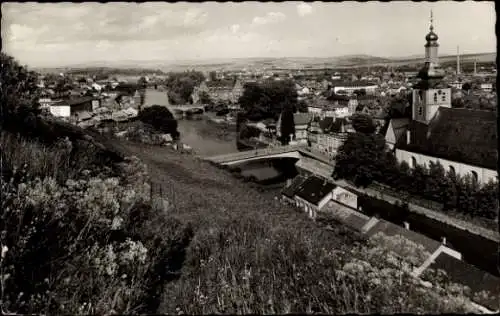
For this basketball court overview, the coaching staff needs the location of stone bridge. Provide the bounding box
[205,144,334,166]
[205,145,306,165]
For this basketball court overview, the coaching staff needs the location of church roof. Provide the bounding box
[397,108,497,170]
[386,118,410,143]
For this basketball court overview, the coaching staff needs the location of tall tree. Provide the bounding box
[238,79,298,121]
[350,113,377,134]
[279,110,295,145]
[333,132,389,187]
[1,53,41,129]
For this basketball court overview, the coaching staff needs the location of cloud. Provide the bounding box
[230,24,240,33]
[297,3,313,17]
[183,8,208,26]
[9,23,49,42]
[252,11,286,25]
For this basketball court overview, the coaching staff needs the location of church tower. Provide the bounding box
[412,11,451,124]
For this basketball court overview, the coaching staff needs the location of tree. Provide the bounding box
[462,82,471,93]
[138,76,147,89]
[165,71,205,104]
[138,105,180,139]
[199,91,213,105]
[209,71,217,82]
[1,53,41,130]
[297,100,308,113]
[279,110,295,145]
[351,113,376,134]
[451,97,465,108]
[333,132,389,187]
[238,79,298,122]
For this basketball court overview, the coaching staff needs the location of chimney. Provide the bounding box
[441,237,447,245]
[403,222,410,230]
[406,130,411,144]
[456,46,460,75]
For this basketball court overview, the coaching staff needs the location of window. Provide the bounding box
[418,107,423,116]
[433,93,438,103]
[471,171,478,183]
[411,157,417,168]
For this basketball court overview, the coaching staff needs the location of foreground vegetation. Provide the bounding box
[0,52,489,314]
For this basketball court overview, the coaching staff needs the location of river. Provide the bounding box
[177,119,238,157]
[143,88,294,184]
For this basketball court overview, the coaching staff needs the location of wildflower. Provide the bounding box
[1,245,8,260]
[111,216,124,230]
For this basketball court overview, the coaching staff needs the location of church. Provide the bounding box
[385,12,497,184]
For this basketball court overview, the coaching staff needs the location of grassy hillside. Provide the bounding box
[112,141,482,314]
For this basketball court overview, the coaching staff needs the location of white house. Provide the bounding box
[332,81,378,96]
[49,104,71,117]
[480,82,493,92]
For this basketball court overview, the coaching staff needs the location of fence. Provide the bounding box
[150,180,175,212]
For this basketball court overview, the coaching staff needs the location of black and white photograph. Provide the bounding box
[1,1,498,314]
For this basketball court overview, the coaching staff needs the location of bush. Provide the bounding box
[0,135,185,314]
[138,106,180,139]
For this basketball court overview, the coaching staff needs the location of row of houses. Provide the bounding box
[191,78,244,104]
[40,83,143,126]
[280,174,500,313]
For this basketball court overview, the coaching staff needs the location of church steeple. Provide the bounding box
[418,10,444,80]
[412,10,451,124]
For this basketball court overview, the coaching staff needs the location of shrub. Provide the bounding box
[0,137,178,315]
[138,106,180,139]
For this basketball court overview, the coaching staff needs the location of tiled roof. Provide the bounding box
[365,219,442,255]
[323,201,370,232]
[281,175,307,198]
[425,252,500,311]
[397,108,497,169]
[294,112,313,126]
[54,96,98,106]
[331,80,378,87]
[390,118,411,144]
[295,175,336,206]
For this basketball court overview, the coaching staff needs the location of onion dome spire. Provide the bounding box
[426,10,438,42]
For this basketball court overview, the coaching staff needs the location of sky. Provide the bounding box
[1,1,496,68]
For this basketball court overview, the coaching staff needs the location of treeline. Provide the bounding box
[164,71,205,105]
[66,67,166,77]
[334,116,498,221]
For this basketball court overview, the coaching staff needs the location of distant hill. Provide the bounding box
[35,52,495,74]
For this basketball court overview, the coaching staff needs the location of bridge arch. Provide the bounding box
[222,151,302,166]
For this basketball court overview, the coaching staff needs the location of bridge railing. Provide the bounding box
[209,144,304,162]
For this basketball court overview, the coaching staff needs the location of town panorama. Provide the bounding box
[1,2,499,315]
